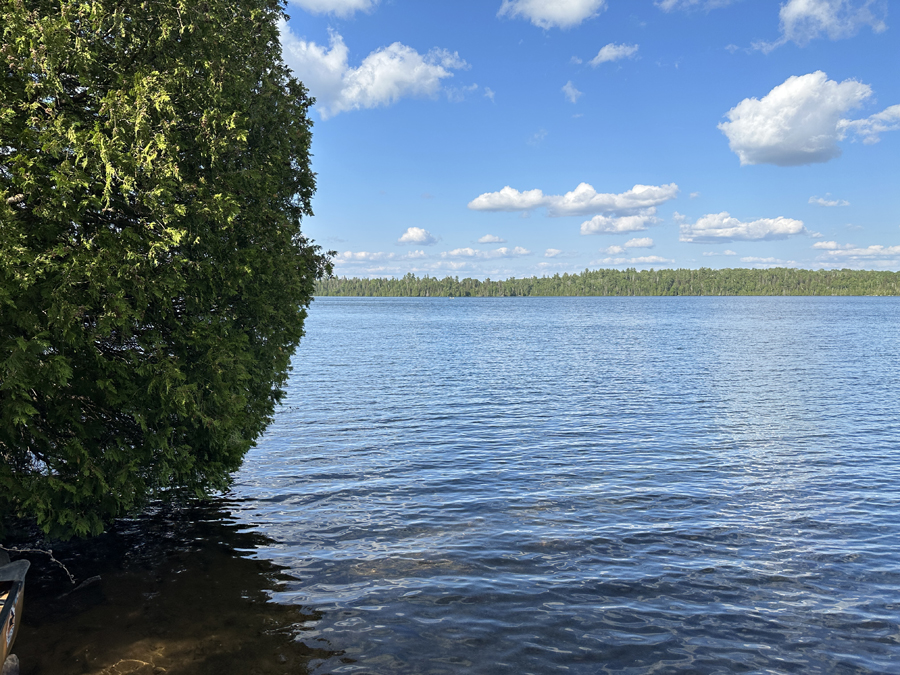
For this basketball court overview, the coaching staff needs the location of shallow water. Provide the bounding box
[232,297,900,674]
[14,501,337,674]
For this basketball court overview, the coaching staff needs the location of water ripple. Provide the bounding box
[233,297,900,674]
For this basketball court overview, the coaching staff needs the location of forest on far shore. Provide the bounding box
[316,268,900,297]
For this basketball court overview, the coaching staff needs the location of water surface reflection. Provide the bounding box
[233,297,900,674]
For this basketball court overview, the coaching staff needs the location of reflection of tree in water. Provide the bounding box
[10,499,340,675]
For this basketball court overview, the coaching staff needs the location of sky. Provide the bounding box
[277,0,899,279]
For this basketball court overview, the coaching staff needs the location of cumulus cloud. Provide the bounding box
[442,246,532,259]
[278,23,467,119]
[719,71,872,166]
[601,238,653,253]
[288,0,378,17]
[337,250,426,262]
[812,240,852,250]
[627,256,670,264]
[469,182,679,217]
[680,212,806,242]
[756,0,888,51]
[838,104,900,144]
[590,43,639,65]
[544,248,563,257]
[469,186,548,212]
[592,255,673,266]
[498,0,607,29]
[741,256,798,267]
[398,227,438,245]
[478,234,507,243]
[809,194,850,207]
[553,183,678,217]
[813,240,900,261]
[703,249,738,256]
[581,211,661,235]
[562,81,583,103]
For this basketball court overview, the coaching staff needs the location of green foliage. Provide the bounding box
[1,0,331,537]
[316,268,900,298]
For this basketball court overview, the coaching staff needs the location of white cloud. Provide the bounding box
[469,182,678,218]
[680,212,806,242]
[689,192,700,199]
[757,0,888,51]
[562,81,583,103]
[838,104,900,144]
[442,246,532,259]
[551,183,678,217]
[719,71,872,166]
[398,227,438,245]
[812,240,853,250]
[598,236,656,254]
[809,195,850,207]
[628,256,670,264]
[656,0,737,10]
[702,249,738,256]
[741,256,798,267]
[591,255,673,265]
[446,83,480,103]
[484,87,496,102]
[442,247,479,258]
[278,23,467,119]
[468,186,548,212]
[337,250,426,262]
[544,248,563,257]
[590,43,639,65]
[813,240,900,261]
[478,234,507,244]
[581,210,661,235]
[498,0,607,29]
[288,0,378,17]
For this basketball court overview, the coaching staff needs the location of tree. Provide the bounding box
[0,0,331,538]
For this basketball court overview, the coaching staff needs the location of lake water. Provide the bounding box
[231,297,900,674]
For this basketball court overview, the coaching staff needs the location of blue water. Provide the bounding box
[232,297,900,674]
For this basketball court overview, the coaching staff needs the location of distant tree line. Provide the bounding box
[316,268,900,297]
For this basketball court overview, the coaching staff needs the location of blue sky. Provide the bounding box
[278,0,899,279]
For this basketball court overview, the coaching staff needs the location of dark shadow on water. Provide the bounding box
[8,499,339,675]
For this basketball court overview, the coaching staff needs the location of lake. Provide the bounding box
[229,296,900,674]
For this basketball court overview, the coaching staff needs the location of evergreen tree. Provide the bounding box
[1,0,330,537]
